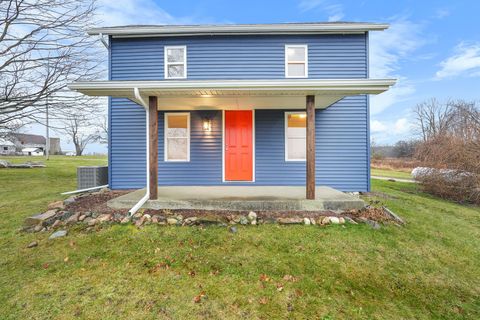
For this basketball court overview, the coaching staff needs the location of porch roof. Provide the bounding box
[68,78,396,109]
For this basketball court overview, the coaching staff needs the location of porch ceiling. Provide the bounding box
[68,78,396,109]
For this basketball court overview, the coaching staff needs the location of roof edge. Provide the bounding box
[87,22,389,37]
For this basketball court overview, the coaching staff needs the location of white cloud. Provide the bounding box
[298,0,345,21]
[371,120,387,133]
[370,117,413,144]
[435,42,480,79]
[96,0,202,26]
[369,18,425,115]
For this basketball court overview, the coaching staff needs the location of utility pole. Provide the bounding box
[45,59,50,160]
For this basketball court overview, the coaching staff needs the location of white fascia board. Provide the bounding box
[68,79,396,95]
[87,23,389,37]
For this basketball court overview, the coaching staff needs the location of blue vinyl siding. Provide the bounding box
[109,33,369,191]
[110,34,367,80]
[110,96,368,191]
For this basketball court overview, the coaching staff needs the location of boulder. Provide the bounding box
[65,213,80,225]
[229,226,238,233]
[78,214,87,222]
[239,216,249,225]
[120,216,131,224]
[247,211,257,221]
[0,160,10,168]
[33,224,43,232]
[329,217,340,224]
[303,218,311,225]
[135,217,145,227]
[47,201,64,210]
[310,218,316,225]
[167,218,178,225]
[24,210,58,226]
[63,196,76,206]
[87,218,97,226]
[51,219,63,228]
[184,217,198,225]
[49,230,67,239]
[278,217,304,225]
[27,241,38,248]
[97,214,112,223]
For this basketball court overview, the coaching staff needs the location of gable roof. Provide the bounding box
[13,133,46,145]
[88,22,389,38]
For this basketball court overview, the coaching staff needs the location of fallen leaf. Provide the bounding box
[276,283,284,292]
[283,274,298,282]
[188,270,196,277]
[42,263,49,269]
[259,297,268,305]
[64,257,69,263]
[259,274,271,282]
[193,291,206,303]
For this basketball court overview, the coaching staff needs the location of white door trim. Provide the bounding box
[222,109,255,183]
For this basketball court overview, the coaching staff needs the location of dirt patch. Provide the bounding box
[65,190,131,215]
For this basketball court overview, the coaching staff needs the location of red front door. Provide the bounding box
[225,110,253,181]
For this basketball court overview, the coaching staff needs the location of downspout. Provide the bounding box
[128,87,150,216]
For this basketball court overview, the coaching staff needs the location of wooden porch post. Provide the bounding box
[148,96,158,200]
[306,95,315,200]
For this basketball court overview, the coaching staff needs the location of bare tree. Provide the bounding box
[413,98,452,141]
[0,0,103,134]
[93,113,108,144]
[55,111,97,156]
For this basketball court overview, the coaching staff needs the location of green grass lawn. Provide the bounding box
[371,168,413,179]
[1,156,479,319]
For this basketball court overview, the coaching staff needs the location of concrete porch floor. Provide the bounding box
[107,186,365,212]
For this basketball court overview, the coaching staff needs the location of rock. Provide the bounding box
[91,212,100,219]
[97,214,112,223]
[51,219,63,228]
[78,214,87,222]
[364,219,381,229]
[304,218,311,225]
[251,220,257,225]
[87,218,97,226]
[24,210,58,226]
[239,216,249,225]
[27,241,38,248]
[8,163,32,168]
[143,214,152,221]
[65,213,80,225]
[63,196,76,206]
[310,218,316,225]
[344,217,358,224]
[339,217,345,224]
[49,230,67,239]
[135,217,145,227]
[329,217,340,224]
[0,159,11,168]
[262,217,278,224]
[319,216,329,225]
[133,212,142,219]
[184,217,198,225]
[41,227,47,232]
[34,224,43,232]
[247,211,257,221]
[47,201,65,211]
[278,217,304,224]
[151,215,159,224]
[229,226,238,233]
[167,218,178,225]
[120,216,131,224]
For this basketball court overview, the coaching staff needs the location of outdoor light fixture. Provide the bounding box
[203,118,212,131]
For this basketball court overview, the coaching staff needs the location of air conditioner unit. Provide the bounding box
[77,166,108,189]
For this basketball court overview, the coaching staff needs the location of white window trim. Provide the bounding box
[164,45,187,79]
[164,112,190,162]
[285,111,307,162]
[285,44,308,78]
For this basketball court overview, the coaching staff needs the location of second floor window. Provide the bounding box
[285,45,308,78]
[165,46,187,79]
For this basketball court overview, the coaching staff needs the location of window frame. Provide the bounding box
[164,112,191,162]
[284,111,307,162]
[285,44,308,78]
[164,45,187,79]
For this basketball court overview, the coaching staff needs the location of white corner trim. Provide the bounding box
[284,111,307,162]
[164,45,187,79]
[285,44,308,78]
[164,112,190,162]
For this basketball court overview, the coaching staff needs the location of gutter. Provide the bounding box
[127,87,150,216]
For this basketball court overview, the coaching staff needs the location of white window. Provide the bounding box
[164,46,187,79]
[164,113,190,161]
[285,45,308,78]
[285,112,306,161]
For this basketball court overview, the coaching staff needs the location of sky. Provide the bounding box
[29,0,480,152]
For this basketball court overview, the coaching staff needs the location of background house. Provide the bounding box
[10,133,62,155]
[0,139,16,155]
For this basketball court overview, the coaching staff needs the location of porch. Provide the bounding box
[107,186,365,211]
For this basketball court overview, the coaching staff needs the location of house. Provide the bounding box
[0,139,16,155]
[10,133,62,155]
[22,147,44,156]
[69,22,396,212]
